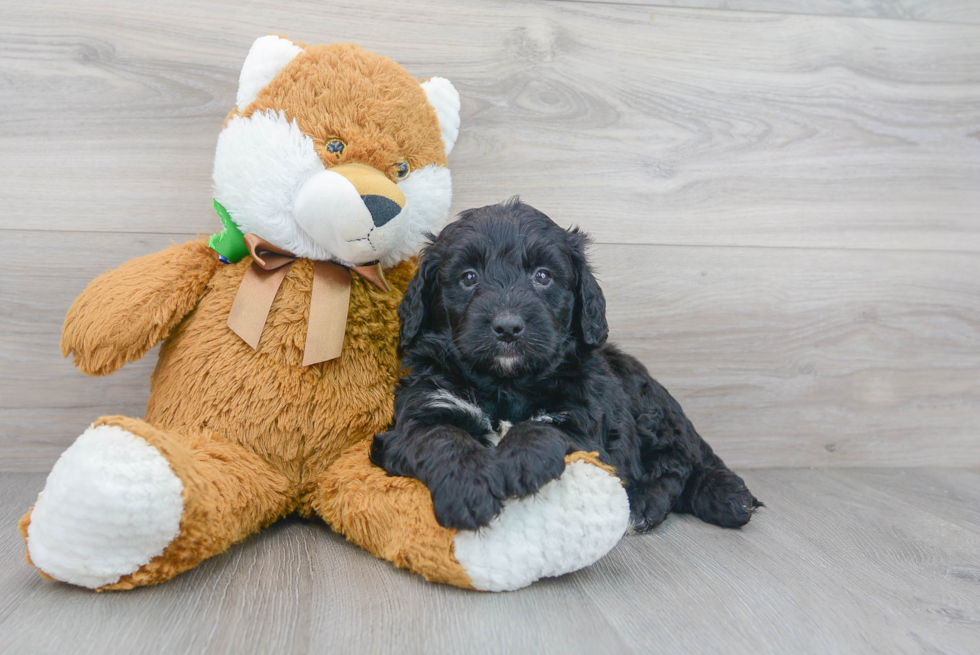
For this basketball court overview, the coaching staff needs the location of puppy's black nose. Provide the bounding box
[492,312,525,342]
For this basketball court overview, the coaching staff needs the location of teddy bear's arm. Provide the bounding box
[61,239,219,376]
[315,441,630,592]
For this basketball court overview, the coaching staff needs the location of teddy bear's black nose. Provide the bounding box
[361,195,402,227]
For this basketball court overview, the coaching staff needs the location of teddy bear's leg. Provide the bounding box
[20,415,292,590]
[312,441,630,592]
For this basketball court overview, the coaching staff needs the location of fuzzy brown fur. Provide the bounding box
[21,239,479,590]
[314,440,473,588]
[21,42,615,591]
[61,240,220,376]
[20,41,478,589]
[143,244,413,498]
[236,42,448,179]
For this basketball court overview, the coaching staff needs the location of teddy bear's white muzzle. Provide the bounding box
[294,165,408,265]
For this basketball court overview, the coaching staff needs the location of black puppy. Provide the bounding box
[371,199,761,532]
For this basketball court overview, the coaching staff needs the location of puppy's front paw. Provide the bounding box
[427,450,505,531]
[497,423,567,498]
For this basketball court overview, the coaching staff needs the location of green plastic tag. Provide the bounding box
[207,200,248,263]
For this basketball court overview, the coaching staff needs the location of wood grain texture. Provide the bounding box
[557,0,980,25]
[3,3,977,651]
[1,0,979,251]
[599,243,980,468]
[1,0,978,470]
[2,468,979,654]
[3,231,979,470]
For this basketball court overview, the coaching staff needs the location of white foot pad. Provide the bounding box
[26,425,185,589]
[453,460,630,592]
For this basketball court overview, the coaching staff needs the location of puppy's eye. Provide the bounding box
[533,268,553,286]
[326,139,345,155]
[395,161,411,180]
[460,270,478,288]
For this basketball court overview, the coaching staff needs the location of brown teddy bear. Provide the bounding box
[19,36,630,592]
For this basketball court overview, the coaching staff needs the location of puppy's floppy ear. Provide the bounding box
[569,229,609,347]
[399,249,441,348]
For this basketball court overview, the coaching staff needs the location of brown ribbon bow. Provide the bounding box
[227,234,390,366]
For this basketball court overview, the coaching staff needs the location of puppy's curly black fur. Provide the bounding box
[371,199,761,531]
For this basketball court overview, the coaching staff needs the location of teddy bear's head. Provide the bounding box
[212,36,460,268]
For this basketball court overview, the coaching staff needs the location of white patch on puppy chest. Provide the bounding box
[486,420,512,447]
[26,425,184,589]
[453,460,630,592]
[424,389,492,433]
[530,411,568,425]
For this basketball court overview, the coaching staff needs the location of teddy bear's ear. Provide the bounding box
[421,77,461,156]
[236,35,303,111]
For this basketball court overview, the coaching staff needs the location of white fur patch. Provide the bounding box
[486,420,513,447]
[384,164,453,267]
[531,411,568,424]
[421,77,461,156]
[453,460,629,592]
[293,168,377,263]
[213,109,330,260]
[212,110,452,267]
[424,389,492,432]
[237,35,303,111]
[495,354,519,375]
[26,425,184,589]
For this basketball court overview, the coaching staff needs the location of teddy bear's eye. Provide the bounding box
[326,139,345,155]
[395,161,411,180]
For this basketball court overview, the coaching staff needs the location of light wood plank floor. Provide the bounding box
[2,468,979,655]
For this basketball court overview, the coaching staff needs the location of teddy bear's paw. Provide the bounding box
[452,459,629,592]
[26,424,184,589]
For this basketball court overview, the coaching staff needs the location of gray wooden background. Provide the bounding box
[2,0,979,470]
[2,4,980,654]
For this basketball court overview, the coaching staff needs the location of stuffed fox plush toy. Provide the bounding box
[19,36,630,592]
